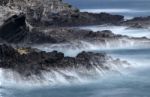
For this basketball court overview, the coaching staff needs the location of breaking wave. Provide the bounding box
[80,8,150,13]
[33,39,150,57]
[0,56,130,88]
[80,25,150,38]
[80,8,150,19]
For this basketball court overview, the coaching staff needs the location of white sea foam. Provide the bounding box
[0,57,130,88]
[80,25,150,38]
[0,68,102,87]
[80,8,150,13]
[80,8,150,19]
[33,38,150,57]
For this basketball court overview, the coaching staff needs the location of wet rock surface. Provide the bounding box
[121,16,150,28]
[0,0,149,77]
[0,14,127,44]
[0,14,149,46]
[0,44,114,76]
[37,12,124,27]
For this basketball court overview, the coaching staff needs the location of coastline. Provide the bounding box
[0,0,150,86]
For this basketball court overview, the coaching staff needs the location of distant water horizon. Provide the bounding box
[64,0,150,18]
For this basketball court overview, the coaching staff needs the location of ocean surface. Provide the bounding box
[1,0,150,97]
[1,47,150,97]
[65,0,150,19]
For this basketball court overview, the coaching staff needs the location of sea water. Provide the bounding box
[1,47,150,97]
[1,27,150,97]
[1,0,150,97]
[65,0,150,19]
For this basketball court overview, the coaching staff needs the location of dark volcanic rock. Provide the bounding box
[127,23,144,29]
[76,51,107,69]
[0,14,63,44]
[0,14,148,45]
[0,44,112,76]
[0,14,124,44]
[0,14,28,43]
[0,0,9,6]
[84,30,115,38]
[122,16,150,28]
[38,12,124,27]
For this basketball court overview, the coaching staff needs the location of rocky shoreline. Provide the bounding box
[0,14,149,45]
[0,14,133,77]
[0,0,150,77]
[0,44,130,77]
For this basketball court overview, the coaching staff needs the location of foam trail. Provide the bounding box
[0,57,130,88]
[80,25,150,38]
[33,41,102,57]
[80,9,150,13]
[33,39,150,57]
[80,8,150,19]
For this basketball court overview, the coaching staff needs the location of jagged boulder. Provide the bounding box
[76,51,107,69]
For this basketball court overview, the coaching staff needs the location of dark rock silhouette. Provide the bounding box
[0,44,116,76]
[0,14,27,43]
[0,14,148,45]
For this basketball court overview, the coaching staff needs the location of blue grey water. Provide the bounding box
[1,0,150,97]
[1,48,150,97]
[65,0,150,18]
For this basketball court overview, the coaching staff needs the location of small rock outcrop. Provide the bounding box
[122,16,150,28]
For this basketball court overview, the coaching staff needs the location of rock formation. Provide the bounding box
[121,16,150,28]
[0,14,149,45]
[0,44,129,76]
[0,0,149,78]
[0,0,124,27]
